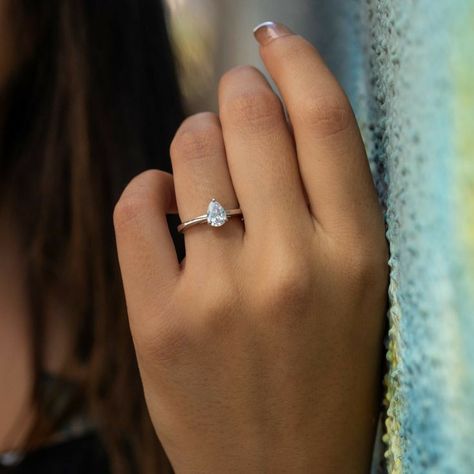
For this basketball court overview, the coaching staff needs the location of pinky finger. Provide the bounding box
[114,169,180,315]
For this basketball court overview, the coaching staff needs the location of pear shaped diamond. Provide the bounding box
[207,199,228,227]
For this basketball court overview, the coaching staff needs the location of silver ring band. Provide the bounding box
[177,198,243,233]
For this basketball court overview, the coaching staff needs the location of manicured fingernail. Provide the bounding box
[253,21,294,46]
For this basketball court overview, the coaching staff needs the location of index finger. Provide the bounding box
[254,22,383,238]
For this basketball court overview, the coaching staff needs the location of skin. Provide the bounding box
[115,25,388,474]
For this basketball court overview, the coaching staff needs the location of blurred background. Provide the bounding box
[165,0,320,111]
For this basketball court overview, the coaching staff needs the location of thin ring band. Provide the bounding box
[177,198,243,233]
[177,209,243,233]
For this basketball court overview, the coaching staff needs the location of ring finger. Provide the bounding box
[170,112,243,261]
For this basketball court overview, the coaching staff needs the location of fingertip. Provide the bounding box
[253,21,294,47]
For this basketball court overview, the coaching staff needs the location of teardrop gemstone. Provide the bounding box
[207,199,228,227]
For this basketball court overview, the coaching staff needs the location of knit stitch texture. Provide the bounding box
[311,1,474,472]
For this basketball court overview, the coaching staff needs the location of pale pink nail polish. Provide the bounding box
[253,21,294,46]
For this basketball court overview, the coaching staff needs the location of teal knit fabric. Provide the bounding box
[311,1,474,472]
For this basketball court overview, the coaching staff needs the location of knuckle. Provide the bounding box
[223,88,282,131]
[344,241,390,290]
[299,92,352,137]
[113,170,167,231]
[138,319,190,366]
[276,36,315,64]
[219,65,255,84]
[170,112,221,161]
[218,65,260,95]
[194,278,239,337]
[257,250,314,313]
[113,194,144,230]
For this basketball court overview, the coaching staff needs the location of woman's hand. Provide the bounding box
[114,22,388,474]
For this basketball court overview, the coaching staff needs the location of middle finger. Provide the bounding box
[218,66,313,238]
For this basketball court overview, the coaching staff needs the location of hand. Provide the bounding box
[114,22,389,474]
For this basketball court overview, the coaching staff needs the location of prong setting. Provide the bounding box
[207,198,228,227]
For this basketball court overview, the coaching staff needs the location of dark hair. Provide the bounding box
[0,0,184,471]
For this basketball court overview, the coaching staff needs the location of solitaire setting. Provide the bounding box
[207,199,228,227]
[177,198,243,233]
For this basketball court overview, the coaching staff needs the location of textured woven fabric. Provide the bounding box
[310,1,474,472]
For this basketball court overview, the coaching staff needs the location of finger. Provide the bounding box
[114,169,180,311]
[254,22,383,236]
[170,112,243,259]
[218,65,312,237]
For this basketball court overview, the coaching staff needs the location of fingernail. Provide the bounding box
[253,21,294,46]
